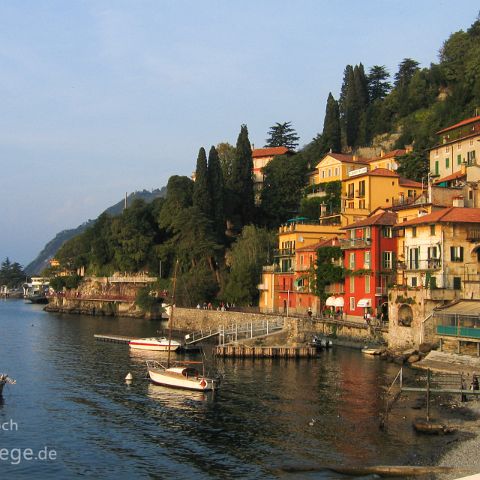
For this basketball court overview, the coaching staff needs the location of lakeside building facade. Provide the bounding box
[340,210,397,322]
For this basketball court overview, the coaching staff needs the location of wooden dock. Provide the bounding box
[214,345,318,358]
[94,334,138,344]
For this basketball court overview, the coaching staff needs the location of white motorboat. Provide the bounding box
[146,360,220,392]
[129,337,181,351]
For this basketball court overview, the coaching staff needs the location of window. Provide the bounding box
[365,275,370,294]
[457,154,462,165]
[335,167,339,176]
[450,246,464,262]
[349,276,355,293]
[350,229,355,240]
[411,277,418,287]
[348,183,354,198]
[412,226,417,237]
[328,168,331,177]
[445,146,450,153]
[359,199,365,209]
[382,251,393,269]
[470,139,474,146]
[445,157,450,169]
[349,252,355,269]
[382,226,392,238]
[364,251,371,269]
[409,248,419,269]
[363,227,370,239]
[435,161,439,175]
[435,149,439,157]
[358,180,365,197]
[467,151,476,166]
[427,246,438,259]
[453,277,462,289]
[408,190,415,198]
[349,297,355,311]
[457,144,462,150]
[322,170,325,178]
[430,225,436,236]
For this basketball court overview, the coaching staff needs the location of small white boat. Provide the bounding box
[362,347,383,355]
[146,360,220,391]
[129,337,181,351]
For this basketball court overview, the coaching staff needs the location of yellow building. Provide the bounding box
[342,168,424,226]
[309,153,368,186]
[366,148,406,171]
[258,218,342,313]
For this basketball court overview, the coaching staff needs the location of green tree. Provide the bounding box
[260,154,309,228]
[264,121,299,149]
[216,142,236,183]
[207,145,225,241]
[192,147,211,217]
[321,93,341,152]
[222,225,276,305]
[228,124,255,229]
[0,258,26,288]
[396,150,429,182]
[368,65,391,102]
[313,246,345,309]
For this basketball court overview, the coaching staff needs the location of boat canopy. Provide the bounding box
[325,296,336,307]
[333,297,344,307]
[357,298,371,308]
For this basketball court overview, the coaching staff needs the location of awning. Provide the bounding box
[334,297,344,308]
[357,298,371,308]
[325,296,336,307]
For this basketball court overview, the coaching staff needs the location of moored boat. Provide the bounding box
[146,360,220,391]
[0,374,16,396]
[129,337,181,351]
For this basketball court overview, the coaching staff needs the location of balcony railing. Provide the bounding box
[375,286,387,296]
[435,313,480,339]
[403,258,442,271]
[273,248,294,257]
[340,238,372,249]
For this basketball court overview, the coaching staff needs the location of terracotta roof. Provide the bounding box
[341,211,397,230]
[436,115,480,135]
[252,146,290,158]
[399,177,423,188]
[327,153,369,164]
[433,170,466,184]
[295,238,338,252]
[366,149,406,163]
[397,207,480,227]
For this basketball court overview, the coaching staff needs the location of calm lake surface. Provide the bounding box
[0,300,445,479]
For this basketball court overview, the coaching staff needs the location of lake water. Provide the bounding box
[0,300,446,479]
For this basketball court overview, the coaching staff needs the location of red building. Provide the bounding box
[340,210,397,322]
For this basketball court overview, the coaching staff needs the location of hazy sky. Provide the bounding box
[1,1,479,266]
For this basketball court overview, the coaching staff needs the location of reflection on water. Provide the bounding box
[0,300,448,479]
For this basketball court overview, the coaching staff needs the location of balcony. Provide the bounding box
[375,286,387,296]
[273,248,294,257]
[467,228,480,242]
[404,258,442,271]
[355,189,365,198]
[340,238,372,249]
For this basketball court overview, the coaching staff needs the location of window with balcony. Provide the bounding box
[358,180,365,197]
[450,246,464,262]
[347,184,354,199]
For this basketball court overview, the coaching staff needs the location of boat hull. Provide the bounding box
[129,343,180,351]
[148,368,216,392]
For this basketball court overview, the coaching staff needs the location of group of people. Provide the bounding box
[460,374,479,402]
[196,301,235,312]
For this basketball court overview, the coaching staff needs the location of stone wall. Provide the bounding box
[387,287,439,349]
[45,296,161,319]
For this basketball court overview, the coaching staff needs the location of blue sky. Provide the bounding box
[1,1,479,266]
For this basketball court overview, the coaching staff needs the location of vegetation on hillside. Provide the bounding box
[46,16,480,307]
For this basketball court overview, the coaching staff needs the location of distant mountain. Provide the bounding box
[25,188,167,275]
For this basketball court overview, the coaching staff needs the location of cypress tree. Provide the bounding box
[344,66,358,148]
[207,145,225,241]
[322,93,341,152]
[192,147,211,217]
[230,124,254,228]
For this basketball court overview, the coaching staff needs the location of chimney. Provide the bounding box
[380,149,385,158]
[453,195,465,207]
